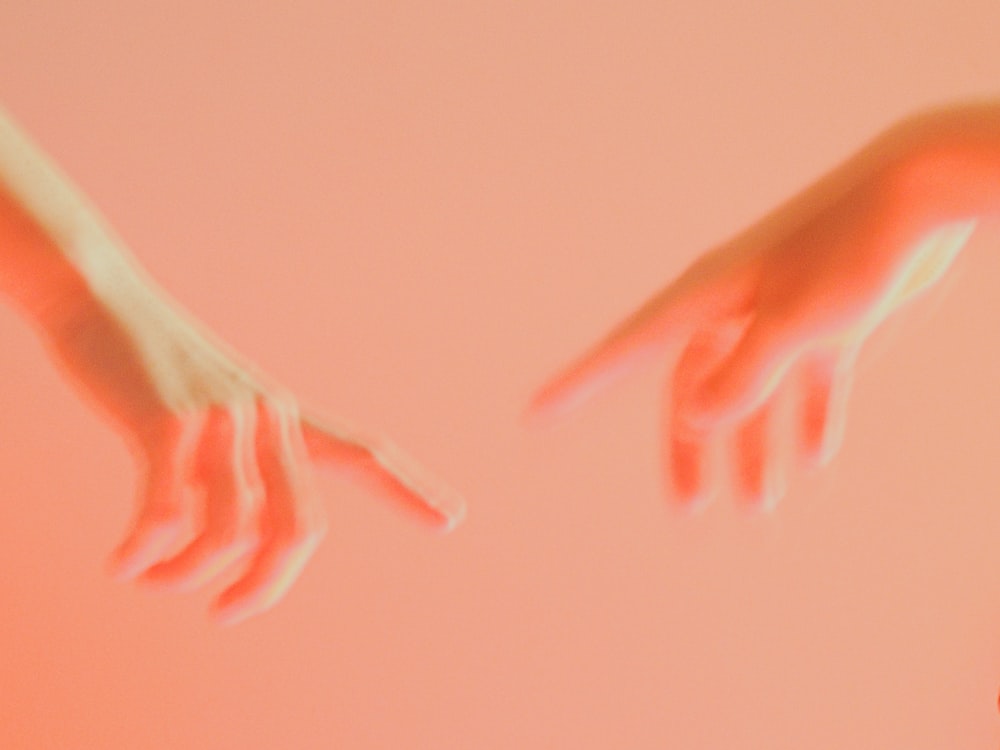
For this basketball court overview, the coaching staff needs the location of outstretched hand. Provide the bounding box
[43,262,465,625]
[529,151,976,510]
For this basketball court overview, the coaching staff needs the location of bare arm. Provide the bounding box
[0,105,465,624]
[0,104,138,323]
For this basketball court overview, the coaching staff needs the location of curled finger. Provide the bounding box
[108,414,201,581]
[212,396,326,625]
[142,403,262,591]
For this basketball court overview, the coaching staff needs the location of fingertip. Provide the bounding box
[525,355,623,426]
[520,399,555,430]
[106,553,135,583]
[210,602,246,627]
[804,433,840,472]
[667,485,713,516]
[137,565,197,593]
[210,586,255,626]
[802,446,824,473]
[438,500,467,533]
[522,384,573,429]
[415,493,467,534]
[816,446,837,470]
[754,487,782,514]
[107,540,150,583]
[674,495,711,517]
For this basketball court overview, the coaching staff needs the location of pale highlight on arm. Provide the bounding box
[0,104,466,625]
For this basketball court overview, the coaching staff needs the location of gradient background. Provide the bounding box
[2,1,1000,747]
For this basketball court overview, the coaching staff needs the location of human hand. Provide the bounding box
[42,260,466,625]
[528,154,976,510]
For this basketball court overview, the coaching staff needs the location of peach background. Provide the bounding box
[2,1,1000,747]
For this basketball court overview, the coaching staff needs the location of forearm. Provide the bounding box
[757,100,1000,312]
[0,105,141,327]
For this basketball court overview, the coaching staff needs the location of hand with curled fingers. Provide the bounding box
[43,260,466,626]
[528,107,986,511]
[0,104,463,626]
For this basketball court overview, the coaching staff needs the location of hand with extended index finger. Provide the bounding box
[528,108,982,511]
[42,257,465,626]
[0,102,465,626]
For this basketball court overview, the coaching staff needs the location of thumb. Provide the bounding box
[685,315,801,431]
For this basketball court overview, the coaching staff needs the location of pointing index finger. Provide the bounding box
[301,413,466,531]
[526,270,722,424]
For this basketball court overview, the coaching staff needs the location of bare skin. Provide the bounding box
[529,100,1000,510]
[0,106,465,626]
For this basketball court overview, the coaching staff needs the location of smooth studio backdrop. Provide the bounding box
[2,2,1000,747]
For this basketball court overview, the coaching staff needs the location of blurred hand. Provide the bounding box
[528,156,976,511]
[43,264,465,625]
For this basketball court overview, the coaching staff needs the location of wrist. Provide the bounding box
[885,102,1000,232]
